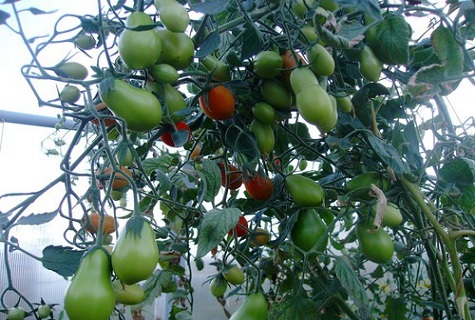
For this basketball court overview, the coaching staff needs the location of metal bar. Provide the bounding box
[0,109,79,130]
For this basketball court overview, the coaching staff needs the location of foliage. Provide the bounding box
[1,0,475,319]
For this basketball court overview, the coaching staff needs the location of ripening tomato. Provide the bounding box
[355,220,394,264]
[229,292,268,320]
[291,208,328,252]
[253,50,283,79]
[91,102,117,127]
[157,29,194,70]
[358,46,382,82]
[112,217,159,284]
[64,248,115,320]
[244,173,274,201]
[251,227,271,246]
[280,50,305,91]
[228,215,248,237]
[97,166,133,190]
[285,174,325,207]
[199,85,236,120]
[83,211,117,235]
[218,163,243,190]
[223,266,245,285]
[160,121,191,147]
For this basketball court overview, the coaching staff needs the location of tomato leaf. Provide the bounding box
[196,208,241,259]
[372,14,410,65]
[439,157,475,186]
[385,296,408,320]
[240,22,263,60]
[14,210,58,226]
[335,0,381,20]
[195,31,220,58]
[141,153,178,175]
[459,185,475,213]
[365,134,408,177]
[431,25,464,78]
[334,256,370,314]
[0,9,10,25]
[19,7,57,15]
[201,159,221,202]
[188,0,231,15]
[41,245,85,278]
[267,295,319,320]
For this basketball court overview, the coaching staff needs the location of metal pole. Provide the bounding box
[0,109,79,130]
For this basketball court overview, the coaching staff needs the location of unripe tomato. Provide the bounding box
[199,85,235,120]
[113,280,145,305]
[160,121,191,147]
[321,0,338,11]
[244,173,274,201]
[64,248,115,320]
[37,305,52,319]
[83,211,117,235]
[99,79,163,132]
[155,0,189,33]
[336,95,353,113]
[97,166,133,190]
[56,61,88,80]
[290,67,319,95]
[296,84,334,128]
[148,64,179,84]
[356,221,394,264]
[210,276,228,297]
[285,174,325,207]
[228,215,248,237]
[60,85,81,104]
[146,82,186,122]
[291,208,328,252]
[157,29,194,70]
[298,159,308,171]
[229,292,268,320]
[260,79,291,110]
[7,307,25,320]
[118,12,162,70]
[316,97,338,134]
[112,218,159,285]
[346,172,390,200]
[74,34,96,50]
[299,24,319,44]
[371,202,403,227]
[252,101,277,124]
[223,266,245,285]
[201,55,231,82]
[253,50,283,79]
[250,119,275,155]
[306,43,335,76]
[291,0,315,19]
[218,163,243,190]
[251,227,271,246]
[358,46,382,82]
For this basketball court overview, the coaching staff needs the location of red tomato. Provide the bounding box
[160,121,191,147]
[228,215,248,237]
[199,85,235,120]
[244,173,274,201]
[218,163,243,190]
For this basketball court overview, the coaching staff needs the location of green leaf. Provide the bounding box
[372,14,410,65]
[365,134,408,177]
[240,22,262,60]
[141,153,178,175]
[459,185,475,214]
[15,211,58,226]
[201,159,221,202]
[431,25,464,78]
[21,7,57,15]
[385,296,408,320]
[440,157,475,186]
[267,295,319,320]
[352,83,389,127]
[335,0,381,21]
[334,256,369,307]
[41,245,85,278]
[0,9,10,24]
[188,0,231,14]
[195,31,220,58]
[196,208,241,259]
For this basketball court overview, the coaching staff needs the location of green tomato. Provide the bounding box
[7,307,25,320]
[146,82,186,122]
[306,43,335,76]
[118,12,162,70]
[358,46,382,82]
[296,84,334,128]
[291,0,315,19]
[285,174,325,207]
[321,0,338,11]
[289,67,319,95]
[336,95,353,113]
[371,202,403,227]
[155,0,190,33]
[74,34,96,50]
[252,101,277,124]
[148,64,179,84]
[260,79,291,110]
[56,62,88,80]
[200,55,231,82]
[229,292,268,320]
[298,159,308,171]
[37,305,52,319]
[99,79,163,132]
[356,220,394,264]
[346,172,390,201]
[291,208,328,252]
[209,276,228,297]
[113,280,145,305]
[250,119,275,155]
[316,95,338,134]
[60,85,81,104]
[64,248,115,320]
[299,24,319,44]
[253,50,283,79]
[223,266,245,285]
[111,217,159,285]
[157,29,195,70]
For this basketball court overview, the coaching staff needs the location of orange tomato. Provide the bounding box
[97,166,133,190]
[83,211,117,235]
[281,50,305,92]
[199,85,235,120]
[218,162,243,190]
[91,102,117,127]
